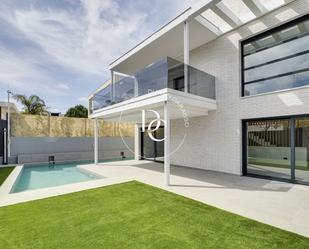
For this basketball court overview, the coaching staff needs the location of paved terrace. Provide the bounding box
[83,160,309,237]
[1,160,309,238]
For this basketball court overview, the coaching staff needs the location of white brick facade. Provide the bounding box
[170,0,309,175]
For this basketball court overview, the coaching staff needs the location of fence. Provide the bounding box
[10,114,134,137]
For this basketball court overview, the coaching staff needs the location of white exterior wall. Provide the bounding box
[170,0,309,175]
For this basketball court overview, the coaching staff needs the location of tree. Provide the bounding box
[65,105,88,118]
[14,94,49,115]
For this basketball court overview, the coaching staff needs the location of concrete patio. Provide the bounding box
[1,159,308,238]
[81,160,309,238]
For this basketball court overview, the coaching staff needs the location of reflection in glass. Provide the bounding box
[245,53,309,83]
[242,17,309,96]
[154,127,164,162]
[142,132,156,160]
[247,119,291,179]
[244,71,309,96]
[136,59,168,96]
[189,66,216,99]
[114,77,135,104]
[243,19,309,56]
[91,84,112,111]
[141,127,164,162]
[90,57,216,111]
[295,118,309,183]
[244,35,309,68]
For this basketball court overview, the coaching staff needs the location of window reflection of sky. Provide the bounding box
[244,71,309,96]
[243,18,309,96]
[245,35,309,68]
[245,53,309,82]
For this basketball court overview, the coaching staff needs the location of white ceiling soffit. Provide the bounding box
[113,20,218,74]
[110,0,296,72]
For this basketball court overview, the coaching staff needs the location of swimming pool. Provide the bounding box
[11,162,101,193]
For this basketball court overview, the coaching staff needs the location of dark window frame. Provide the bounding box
[242,113,309,186]
[241,13,309,97]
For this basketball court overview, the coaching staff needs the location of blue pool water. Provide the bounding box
[12,162,101,193]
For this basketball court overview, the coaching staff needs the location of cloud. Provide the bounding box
[57,83,70,90]
[0,0,199,110]
[0,0,150,77]
[77,96,88,103]
[0,46,69,96]
[1,0,198,76]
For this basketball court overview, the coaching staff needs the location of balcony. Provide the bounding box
[90,57,215,113]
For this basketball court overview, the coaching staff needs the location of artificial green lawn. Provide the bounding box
[0,167,14,185]
[0,181,308,249]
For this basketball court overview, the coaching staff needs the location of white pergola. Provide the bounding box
[93,0,296,186]
[108,0,295,75]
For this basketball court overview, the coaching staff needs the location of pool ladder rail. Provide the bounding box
[48,155,55,167]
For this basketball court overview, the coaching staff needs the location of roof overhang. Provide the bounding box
[109,0,296,75]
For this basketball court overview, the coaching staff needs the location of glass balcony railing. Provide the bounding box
[90,57,215,113]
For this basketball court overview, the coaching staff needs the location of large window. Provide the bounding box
[241,14,309,96]
[244,116,309,185]
[245,119,291,180]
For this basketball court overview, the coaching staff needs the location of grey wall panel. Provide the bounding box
[10,137,134,164]
[11,137,133,155]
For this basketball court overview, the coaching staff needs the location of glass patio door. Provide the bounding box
[244,116,309,185]
[294,117,309,184]
[246,119,291,180]
[141,127,164,162]
[142,131,156,160]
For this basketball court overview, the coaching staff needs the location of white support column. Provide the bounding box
[164,101,170,186]
[134,77,138,97]
[184,20,189,93]
[94,118,99,164]
[7,102,10,158]
[111,70,115,100]
[134,123,140,160]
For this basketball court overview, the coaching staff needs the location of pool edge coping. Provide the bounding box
[7,163,106,194]
[77,165,106,178]
[0,165,24,196]
[0,164,134,207]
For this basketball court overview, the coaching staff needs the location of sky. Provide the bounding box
[0,0,199,113]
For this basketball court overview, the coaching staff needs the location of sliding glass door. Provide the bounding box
[141,127,164,163]
[244,116,309,185]
[142,131,156,160]
[246,119,291,180]
[295,117,309,183]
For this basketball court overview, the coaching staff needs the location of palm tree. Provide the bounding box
[14,94,49,115]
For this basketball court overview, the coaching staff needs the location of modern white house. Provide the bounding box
[89,0,309,186]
